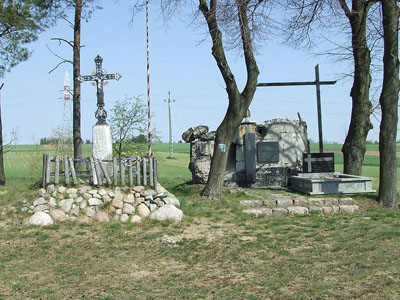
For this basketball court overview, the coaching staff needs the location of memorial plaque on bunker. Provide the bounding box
[303,152,335,173]
[257,142,279,163]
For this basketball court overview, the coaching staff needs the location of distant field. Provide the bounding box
[3,142,400,191]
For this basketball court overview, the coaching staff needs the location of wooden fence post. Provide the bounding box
[142,159,147,186]
[54,155,59,184]
[64,156,69,185]
[46,154,51,185]
[89,157,98,185]
[120,159,125,186]
[99,160,112,185]
[153,157,158,190]
[42,154,47,188]
[68,157,78,185]
[149,156,154,187]
[136,160,141,186]
[128,159,133,186]
[113,158,118,185]
[94,159,103,185]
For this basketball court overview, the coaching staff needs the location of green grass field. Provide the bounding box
[1,143,400,299]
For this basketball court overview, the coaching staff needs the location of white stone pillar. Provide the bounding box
[92,124,113,177]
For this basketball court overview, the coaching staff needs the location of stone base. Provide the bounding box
[92,124,113,178]
[92,124,113,161]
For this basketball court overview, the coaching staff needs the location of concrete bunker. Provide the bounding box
[183,119,309,188]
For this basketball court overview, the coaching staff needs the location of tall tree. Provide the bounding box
[339,0,376,176]
[285,0,379,175]
[198,0,259,201]
[48,0,100,164]
[133,0,271,200]
[73,0,83,164]
[377,0,399,208]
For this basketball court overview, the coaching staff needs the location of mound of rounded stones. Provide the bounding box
[241,195,360,216]
[28,183,183,226]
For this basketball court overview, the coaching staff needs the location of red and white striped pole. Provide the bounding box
[146,0,152,156]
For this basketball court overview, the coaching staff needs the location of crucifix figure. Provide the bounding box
[79,55,122,124]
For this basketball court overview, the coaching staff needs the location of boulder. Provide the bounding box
[287,206,308,215]
[85,207,96,218]
[276,198,293,207]
[339,197,354,205]
[149,204,157,212]
[137,203,150,218]
[132,186,145,193]
[323,198,339,206]
[58,186,67,194]
[38,188,46,196]
[79,199,88,210]
[33,197,47,207]
[150,204,183,223]
[59,199,73,213]
[339,205,359,215]
[292,197,309,206]
[120,214,129,223]
[50,209,66,222]
[78,186,91,195]
[309,206,323,214]
[29,212,54,226]
[96,212,109,222]
[143,189,157,197]
[70,206,80,217]
[243,208,272,217]
[88,198,103,206]
[83,193,91,200]
[309,198,324,206]
[272,208,288,215]
[239,200,263,207]
[98,189,107,196]
[33,204,48,213]
[66,188,78,195]
[122,203,135,215]
[124,194,135,204]
[112,198,124,209]
[131,215,142,224]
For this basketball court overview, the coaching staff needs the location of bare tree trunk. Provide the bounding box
[340,0,374,175]
[73,0,82,167]
[378,0,399,208]
[199,0,259,201]
[0,84,5,185]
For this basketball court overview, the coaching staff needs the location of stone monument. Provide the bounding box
[80,55,122,166]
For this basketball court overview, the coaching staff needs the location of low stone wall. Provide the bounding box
[241,195,360,216]
[27,184,183,226]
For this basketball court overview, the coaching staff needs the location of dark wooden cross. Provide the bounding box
[257,64,336,153]
[79,54,122,124]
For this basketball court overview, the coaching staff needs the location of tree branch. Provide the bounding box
[199,0,239,98]
[337,0,350,18]
[51,37,74,48]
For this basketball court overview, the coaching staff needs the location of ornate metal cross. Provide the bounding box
[79,55,122,124]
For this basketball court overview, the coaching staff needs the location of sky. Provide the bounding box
[0,1,384,145]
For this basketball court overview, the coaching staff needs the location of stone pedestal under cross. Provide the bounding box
[80,55,122,173]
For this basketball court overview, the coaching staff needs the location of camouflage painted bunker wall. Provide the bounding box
[184,119,309,188]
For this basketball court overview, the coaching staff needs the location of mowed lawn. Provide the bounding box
[0,143,399,299]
